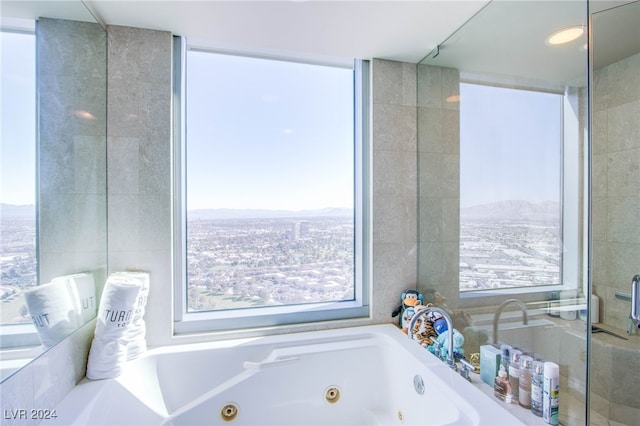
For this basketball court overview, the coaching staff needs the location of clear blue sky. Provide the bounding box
[186,51,354,211]
[1,31,35,205]
[460,82,562,208]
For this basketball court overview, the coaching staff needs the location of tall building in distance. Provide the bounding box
[290,220,310,241]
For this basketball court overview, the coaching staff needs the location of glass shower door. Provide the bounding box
[589,1,640,424]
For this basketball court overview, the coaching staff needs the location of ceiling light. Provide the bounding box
[446,95,460,103]
[546,26,584,45]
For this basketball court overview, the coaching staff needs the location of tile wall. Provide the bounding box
[415,64,460,305]
[591,52,640,330]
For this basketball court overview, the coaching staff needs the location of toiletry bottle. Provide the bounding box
[494,364,510,402]
[519,355,533,408]
[578,292,587,321]
[560,289,577,320]
[548,291,560,317]
[509,349,522,402]
[496,345,513,403]
[543,362,559,425]
[531,360,544,417]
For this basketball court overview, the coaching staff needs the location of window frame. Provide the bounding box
[172,37,371,334]
[456,80,583,300]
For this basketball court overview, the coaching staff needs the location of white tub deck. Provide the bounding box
[43,324,523,425]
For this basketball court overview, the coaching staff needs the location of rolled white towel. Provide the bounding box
[52,273,97,325]
[114,271,150,360]
[86,337,128,380]
[86,275,141,380]
[24,281,81,348]
[93,275,141,339]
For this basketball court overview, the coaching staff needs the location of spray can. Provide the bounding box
[543,362,559,425]
[531,361,544,417]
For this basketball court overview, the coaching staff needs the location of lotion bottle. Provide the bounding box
[519,355,533,408]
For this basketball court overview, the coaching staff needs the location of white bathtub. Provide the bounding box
[44,324,522,426]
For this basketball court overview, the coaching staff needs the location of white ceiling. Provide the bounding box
[1,0,638,80]
[1,1,490,64]
[88,0,493,64]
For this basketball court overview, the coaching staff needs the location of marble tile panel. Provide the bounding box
[607,149,640,196]
[107,137,140,195]
[417,241,444,290]
[418,197,442,243]
[608,401,640,426]
[74,136,107,195]
[371,59,416,107]
[606,53,640,109]
[441,153,459,198]
[39,134,75,195]
[417,151,442,198]
[74,193,107,254]
[372,149,416,199]
[107,80,144,138]
[373,103,417,152]
[107,194,141,253]
[417,106,443,153]
[37,18,106,80]
[372,242,418,321]
[591,154,607,198]
[416,64,442,108]
[138,194,172,251]
[607,196,640,243]
[608,100,640,152]
[372,194,416,245]
[38,193,76,255]
[441,109,460,154]
[107,26,172,84]
[591,196,607,242]
[606,242,640,292]
[592,65,610,112]
[608,346,640,408]
[442,197,460,243]
[139,136,171,196]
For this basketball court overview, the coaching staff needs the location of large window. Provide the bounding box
[174,45,369,332]
[0,29,36,327]
[459,83,563,292]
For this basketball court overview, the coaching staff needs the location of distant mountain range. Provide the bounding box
[461,200,560,223]
[0,204,35,218]
[188,207,353,220]
[2,201,559,222]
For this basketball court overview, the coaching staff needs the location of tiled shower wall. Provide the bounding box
[591,52,640,331]
[1,23,420,420]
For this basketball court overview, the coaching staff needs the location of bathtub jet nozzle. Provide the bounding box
[220,402,239,422]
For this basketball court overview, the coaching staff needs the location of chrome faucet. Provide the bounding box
[408,306,457,370]
[493,299,528,345]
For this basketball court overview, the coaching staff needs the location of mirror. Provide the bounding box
[0,2,107,381]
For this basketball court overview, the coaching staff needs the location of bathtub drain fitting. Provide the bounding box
[220,402,239,422]
[324,386,341,404]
